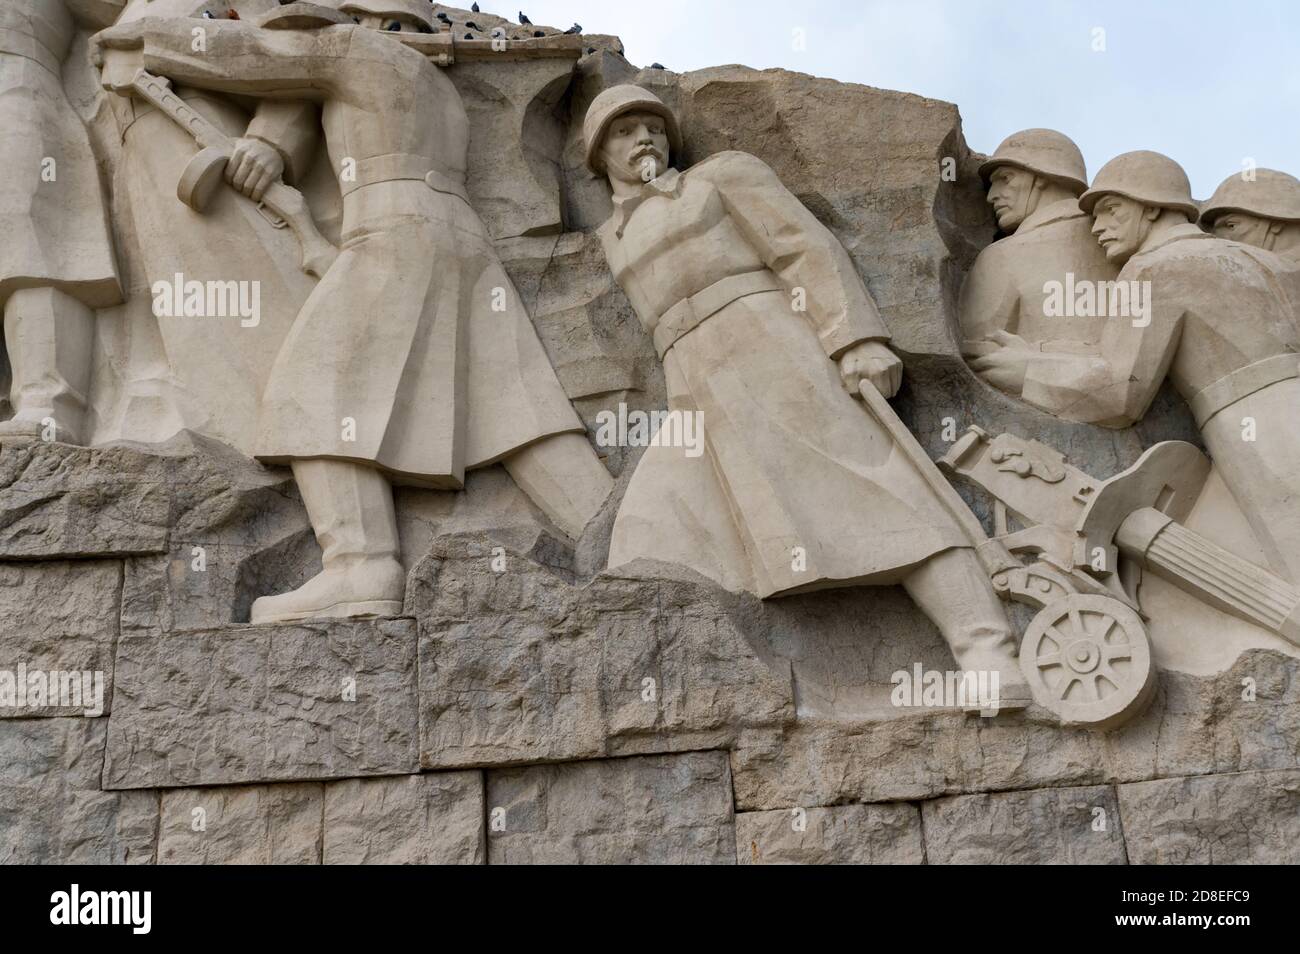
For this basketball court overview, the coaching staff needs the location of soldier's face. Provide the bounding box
[600,111,670,184]
[1090,194,1150,264]
[987,166,1037,232]
[1211,212,1274,247]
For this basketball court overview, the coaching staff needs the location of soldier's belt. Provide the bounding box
[1189,353,1300,427]
[654,270,782,358]
[0,28,60,75]
[340,153,470,205]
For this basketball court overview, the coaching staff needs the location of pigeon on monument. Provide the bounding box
[519,11,531,24]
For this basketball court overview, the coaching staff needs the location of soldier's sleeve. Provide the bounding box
[139,19,347,98]
[65,0,127,30]
[1020,265,1182,427]
[706,151,890,358]
[245,102,321,185]
[958,245,1019,341]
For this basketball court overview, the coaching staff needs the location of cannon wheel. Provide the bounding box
[1020,594,1155,730]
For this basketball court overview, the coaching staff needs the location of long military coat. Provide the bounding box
[599,151,968,598]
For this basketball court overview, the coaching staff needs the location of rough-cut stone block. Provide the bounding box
[413,537,794,769]
[0,719,156,863]
[487,751,735,864]
[736,803,923,864]
[730,650,1300,810]
[323,772,485,865]
[1118,769,1300,864]
[0,440,169,558]
[0,560,119,716]
[159,783,323,864]
[103,618,418,789]
[922,784,1126,864]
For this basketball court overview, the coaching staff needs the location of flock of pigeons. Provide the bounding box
[429,4,583,41]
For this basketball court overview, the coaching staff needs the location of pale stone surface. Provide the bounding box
[582,83,1032,712]
[961,129,1117,355]
[0,0,1296,864]
[1118,769,1300,864]
[323,772,485,865]
[0,559,119,716]
[922,784,1126,864]
[1202,169,1300,263]
[0,440,169,558]
[486,751,735,864]
[159,782,322,864]
[730,649,1300,810]
[0,719,156,864]
[157,771,486,864]
[736,803,923,865]
[104,618,418,789]
[412,536,795,769]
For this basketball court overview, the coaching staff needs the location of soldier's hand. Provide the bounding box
[227,138,285,202]
[92,20,147,56]
[968,348,1030,394]
[839,341,903,399]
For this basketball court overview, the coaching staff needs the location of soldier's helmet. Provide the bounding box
[583,85,683,175]
[1200,169,1300,227]
[978,129,1089,196]
[1079,150,1199,219]
[337,0,437,30]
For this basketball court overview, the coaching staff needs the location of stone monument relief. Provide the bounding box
[0,1,1296,866]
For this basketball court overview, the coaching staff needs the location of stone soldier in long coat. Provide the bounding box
[982,151,1300,584]
[0,0,122,444]
[98,0,323,448]
[585,85,1031,707]
[97,1,612,623]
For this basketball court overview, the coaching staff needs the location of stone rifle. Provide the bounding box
[127,68,339,279]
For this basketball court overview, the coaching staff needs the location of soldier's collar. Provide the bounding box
[1134,222,1214,257]
[611,169,684,237]
[1017,197,1087,234]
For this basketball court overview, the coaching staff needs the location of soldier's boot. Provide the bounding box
[503,431,615,539]
[0,288,94,445]
[251,459,405,625]
[902,547,1034,714]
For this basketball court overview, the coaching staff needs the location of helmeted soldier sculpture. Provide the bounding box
[584,84,1033,710]
[960,129,1118,396]
[1200,168,1300,264]
[95,0,614,624]
[0,0,123,445]
[985,150,1300,585]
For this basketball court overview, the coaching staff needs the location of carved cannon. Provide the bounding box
[937,427,1300,730]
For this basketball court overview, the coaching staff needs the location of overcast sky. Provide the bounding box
[517,0,1300,198]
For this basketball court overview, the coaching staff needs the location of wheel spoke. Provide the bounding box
[1037,652,1062,668]
[1056,674,1079,700]
[1102,644,1132,663]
